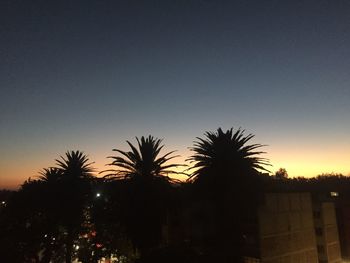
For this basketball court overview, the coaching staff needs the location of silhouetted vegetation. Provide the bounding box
[0,128,348,262]
[101,136,183,258]
[185,128,270,262]
[274,167,288,179]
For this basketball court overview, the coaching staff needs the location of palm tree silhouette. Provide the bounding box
[187,128,269,262]
[188,127,269,183]
[56,151,94,181]
[38,167,62,184]
[55,150,94,263]
[36,167,64,262]
[105,136,183,256]
[105,135,182,182]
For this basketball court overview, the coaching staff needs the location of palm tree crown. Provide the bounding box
[56,150,94,181]
[106,135,182,181]
[187,128,269,181]
[38,167,62,184]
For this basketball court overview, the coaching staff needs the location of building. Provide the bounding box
[163,191,343,263]
[336,202,350,260]
[244,192,342,263]
[313,201,342,263]
[256,193,319,263]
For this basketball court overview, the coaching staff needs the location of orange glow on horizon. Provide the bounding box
[266,144,350,178]
[1,147,349,190]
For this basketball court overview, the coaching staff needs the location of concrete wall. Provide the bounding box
[314,202,342,263]
[258,193,318,263]
[336,204,350,260]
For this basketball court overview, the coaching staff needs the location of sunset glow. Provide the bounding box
[1,1,349,189]
[1,143,349,189]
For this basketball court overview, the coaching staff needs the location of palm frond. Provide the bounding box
[55,150,95,180]
[105,136,182,183]
[187,127,270,182]
[37,167,62,183]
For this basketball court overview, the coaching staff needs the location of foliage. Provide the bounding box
[187,127,269,183]
[105,135,183,183]
[55,151,95,263]
[0,151,96,263]
[104,136,182,256]
[186,128,270,262]
[2,131,349,263]
[275,168,288,179]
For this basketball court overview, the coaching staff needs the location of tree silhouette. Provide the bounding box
[3,134,350,262]
[0,179,45,262]
[275,167,288,179]
[90,179,136,262]
[187,128,269,262]
[105,135,182,182]
[188,127,269,183]
[36,167,65,262]
[56,151,94,181]
[55,150,95,263]
[38,167,62,184]
[105,136,182,258]
[0,153,95,263]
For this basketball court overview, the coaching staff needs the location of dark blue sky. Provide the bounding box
[1,0,350,188]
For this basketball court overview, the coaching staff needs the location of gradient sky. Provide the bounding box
[1,0,350,189]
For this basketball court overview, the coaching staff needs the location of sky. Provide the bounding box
[1,0,350,189]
